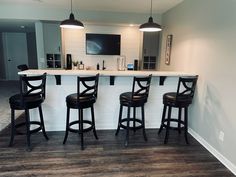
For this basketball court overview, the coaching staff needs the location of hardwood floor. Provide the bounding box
[0,129,234,177]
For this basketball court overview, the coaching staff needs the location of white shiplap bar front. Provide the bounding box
[19,69,196,131]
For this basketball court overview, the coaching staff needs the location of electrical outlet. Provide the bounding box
[219,131,224,142]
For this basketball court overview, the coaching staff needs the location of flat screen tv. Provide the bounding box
[86,33,121,55]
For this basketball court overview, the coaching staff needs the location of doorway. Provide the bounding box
[2,32,28,80]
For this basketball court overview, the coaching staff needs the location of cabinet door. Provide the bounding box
[46,53,61,68]
[143,56,156,70]
[43,23,61,54]
[54,54,61,68]
[142,32,160,70]
[46,54,54,68]
[143,32,160,56]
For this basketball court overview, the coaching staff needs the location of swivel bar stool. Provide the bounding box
[63,74,99,150]
[9,73,48,151]
[115,75,152,146]
[158,76,198,144]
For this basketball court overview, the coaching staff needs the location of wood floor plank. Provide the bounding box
[0,130,234,177]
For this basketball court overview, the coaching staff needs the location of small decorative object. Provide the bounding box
[72,61,78,70]
[96,63,100,70]
[79,61,84,70]
[127,63,134,70]
[165,34,173,65]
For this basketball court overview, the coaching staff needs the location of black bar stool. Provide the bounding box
[63,74,99,150]
[9,73,48,151]
[158,76,198,144]
[115,75,152,146]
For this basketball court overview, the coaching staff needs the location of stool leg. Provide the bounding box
[133,107,136,132]
[38,105,49,140]
[115,104,123,136]
[184,107,189,144]
[158,105,167,134]
[79,109,84,150]
[9,109,15,147]
[63,107,70,144]
[25,109,31,151]
[164,106,172,144]
[141,105,147,141]
[178,107,182,134]
[125,106,131,147]
[91,106,98,140]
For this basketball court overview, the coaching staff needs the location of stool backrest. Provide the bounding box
[132,74,152,99]
[20,73,47,102]
[17,64,28,71]
[77,74,99,100]
[176,75,198,100]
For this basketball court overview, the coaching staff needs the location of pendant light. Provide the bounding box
[139,0,162,32]
[60,0,84,29]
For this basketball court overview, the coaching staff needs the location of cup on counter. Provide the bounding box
[117,56,126,71]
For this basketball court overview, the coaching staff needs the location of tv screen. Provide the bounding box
[86,33,121,55]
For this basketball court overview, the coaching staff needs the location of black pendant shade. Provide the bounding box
[60,13,84,29]
[139,17,162,32]
[139,0,162,32]
[60,0,84,29]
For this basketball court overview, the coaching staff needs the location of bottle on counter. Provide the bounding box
[97,63,100,70]
[79,61,84,70]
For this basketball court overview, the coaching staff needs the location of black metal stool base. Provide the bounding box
[9,107,49,151]
[158,105,189,144]
[63,107,98,150]
[115,105,147,147]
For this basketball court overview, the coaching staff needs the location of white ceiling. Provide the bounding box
[1,0,184,14]
[0,0,184,32]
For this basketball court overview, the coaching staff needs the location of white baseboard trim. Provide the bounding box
[188,128,236,175]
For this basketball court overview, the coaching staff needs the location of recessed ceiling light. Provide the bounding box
[32,0,43,2]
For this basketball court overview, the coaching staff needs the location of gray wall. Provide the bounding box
[0,33,6,79]
[160,0,236,172]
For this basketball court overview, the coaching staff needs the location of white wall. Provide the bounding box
[61,24,142,70]
[160,0,236,173]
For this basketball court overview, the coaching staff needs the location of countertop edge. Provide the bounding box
[18,69,197,77]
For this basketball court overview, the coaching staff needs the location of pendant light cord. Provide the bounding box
[150,0,153,17]
[71,0,73,13]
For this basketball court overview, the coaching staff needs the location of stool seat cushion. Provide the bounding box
[9,94,44,110]
[163,92,192,106]
[120,92,147,106]
[66,93,96,109]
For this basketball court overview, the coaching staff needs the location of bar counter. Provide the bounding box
[19,69,197,131]
[19,69,194,77]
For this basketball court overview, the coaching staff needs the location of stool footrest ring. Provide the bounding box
[162,118,185,131]
[120,118,143,130]
[15,121,42,135]
[68,120,93,133]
